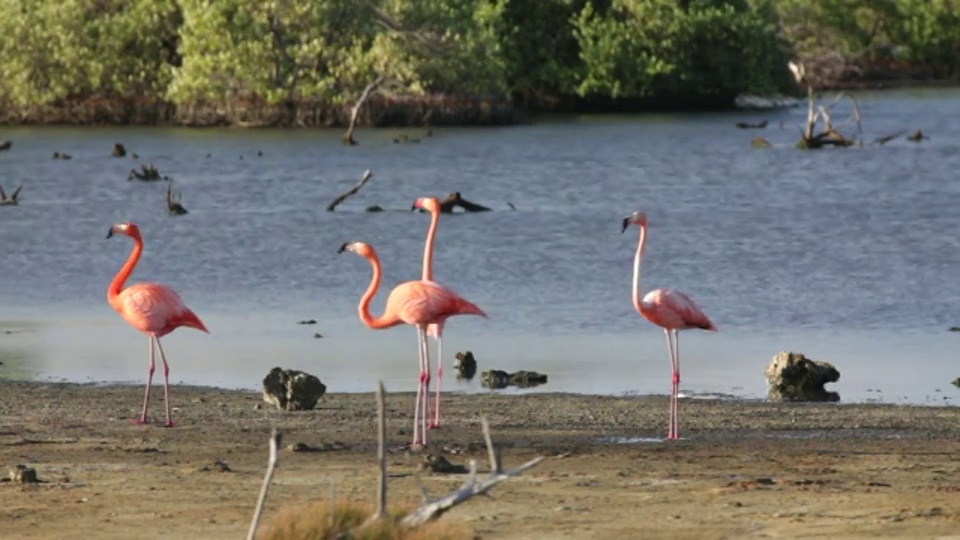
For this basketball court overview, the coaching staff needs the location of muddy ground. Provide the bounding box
[0,381,958,539]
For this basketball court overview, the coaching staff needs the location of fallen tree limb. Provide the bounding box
[327,170,374,212]
[400,416,544,527]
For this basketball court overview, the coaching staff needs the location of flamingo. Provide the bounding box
[622,211,716,440]
[106,222,208,427]
[411,196,453,429]
[338,241,486,446]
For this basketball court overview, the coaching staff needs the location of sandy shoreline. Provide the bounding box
[0,381,958,539]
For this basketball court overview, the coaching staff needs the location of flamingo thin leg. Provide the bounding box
[663,329,679,440]
[138,337,156,424]
[430,333,443,429]
[413,329,426,446]
[419,328,431,445]
[154,338,175,428]
[672,330,681,440]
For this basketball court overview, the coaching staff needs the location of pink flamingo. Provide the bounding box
[411,196,453,429]
[106,222,208,427]
[338,241,486,446]
[622,211,716,440]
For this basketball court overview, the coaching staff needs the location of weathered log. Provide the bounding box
[907,129,928,142]
[439,192,491,213]
[0,184,22,206]
[327,169,374,212]
[343,76,385,146]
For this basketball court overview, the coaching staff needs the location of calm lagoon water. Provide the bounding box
[2,88,959,405]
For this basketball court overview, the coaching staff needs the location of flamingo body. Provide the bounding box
[376,279,486,328]
[111,282,208,337]
[638,289,716,331]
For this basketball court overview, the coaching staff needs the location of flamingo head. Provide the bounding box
[338,241,374,257]
[107,221,141,239]
[411,197,441,213]
[621,211,647,233]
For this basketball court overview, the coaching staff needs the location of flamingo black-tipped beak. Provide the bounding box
[410,203,417,212]
[106,228,114,239]
[620,218,629,233]
[337,242,349,254]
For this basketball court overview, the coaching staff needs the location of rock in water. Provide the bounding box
[481,368,549,390]
[262,367,326,410]
[481,369,510,390]
[765,351,839,402]
[454,351,478,380]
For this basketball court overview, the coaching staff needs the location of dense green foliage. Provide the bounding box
[767,0,960,78]
[0,0,958,122]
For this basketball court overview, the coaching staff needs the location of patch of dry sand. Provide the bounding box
[0,382,958,539]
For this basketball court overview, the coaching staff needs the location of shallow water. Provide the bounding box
[2,88,959,405]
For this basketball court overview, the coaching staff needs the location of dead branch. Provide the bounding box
[400,416,544,527]
[373,382,388,520]
[247,428,282,540]
[343,76,386,146]
[874,130,906,145]
[167,181,188,216]
[326,170,374,212]
[0,184,22,206]
[792,60,858,149]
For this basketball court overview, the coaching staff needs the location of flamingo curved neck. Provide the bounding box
[632,225,646,314]
[358,250,398,329]
[108,235,143,306]
[421,206,440,281]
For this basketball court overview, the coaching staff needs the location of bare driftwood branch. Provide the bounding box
[327,170,374,212]
[400,415,544,527]
[247,428,282,540]
[166,181,188,216]
[793,61,857,149]
[0,183,23,206]
[373,382,388,520]
[343,76,386,146]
